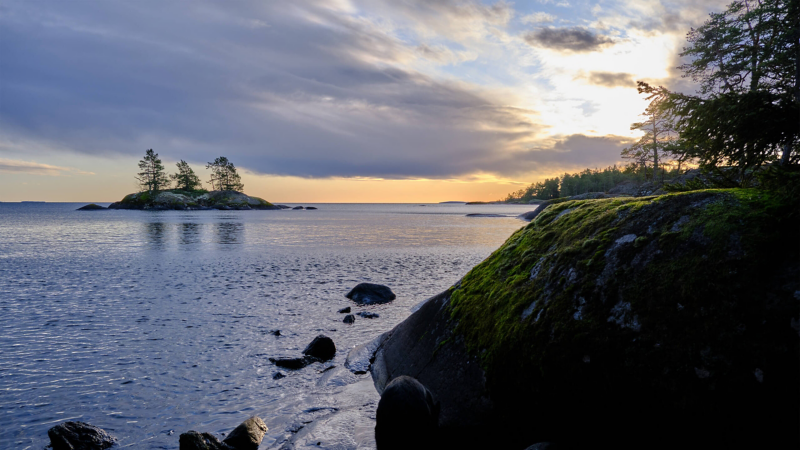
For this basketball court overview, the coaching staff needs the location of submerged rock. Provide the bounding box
[222,416,268,450]
[269,356,315,370]
[305,206,318,210]
[343,314,356,324]
[346,283,396,305]
[372,189,800,449]
[292,206,304,210]
[357,311,379,319]
[48,421,116,450]
[179,430,232,450]
[338,307,351,314]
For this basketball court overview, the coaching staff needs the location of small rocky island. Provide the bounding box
[107,190,280,211]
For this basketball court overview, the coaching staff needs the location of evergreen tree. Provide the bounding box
[136,149,170,196]
[170,160,202,192]
[622,82,680,181]
[667,0,799,184]
[206,156,244,192]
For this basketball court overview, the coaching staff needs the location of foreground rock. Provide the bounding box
[371,189,800,449]
[180,416,267,450]
[108,190,279,211]
[346,283,396,305]
[77,203,106,210]
[375,376,439,450]
[222,416,268,450]
[48,421,116,450]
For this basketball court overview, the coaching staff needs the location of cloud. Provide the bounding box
[582,71,636,88]
[0,158,94,176]
[520,12,556,24]
[524,27,614,52]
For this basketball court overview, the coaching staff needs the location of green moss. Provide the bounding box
[447,188,797,385]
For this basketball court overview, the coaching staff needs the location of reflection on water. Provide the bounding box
[146,222,169,248]
[180,223,201,246]
[214,222,243,246]
[142,220,244,249]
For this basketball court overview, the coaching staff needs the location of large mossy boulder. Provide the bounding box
[372,189,799,449]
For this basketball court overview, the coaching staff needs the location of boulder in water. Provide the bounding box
[303,335,336,361]
[48,421,116,450]
[222,416,268,450]
[343,314,356,324]
[346,283,396,305]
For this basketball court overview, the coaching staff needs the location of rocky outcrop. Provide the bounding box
[108,190,278,211]
[346,283,396,305]
[48,421,116,450]
[371,189,800,449]
[77,203,106,210]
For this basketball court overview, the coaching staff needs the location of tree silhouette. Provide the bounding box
[206,157,244,191]
[622,82,680,181]
[136,149,170,196]
[171,160,202,191]
[667,0,798,184]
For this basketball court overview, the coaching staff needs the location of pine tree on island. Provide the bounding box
[170,160,202,192]
[206,156,244,192]
[135,149,170,198]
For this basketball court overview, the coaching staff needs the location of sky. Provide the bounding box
[0,0,728,202]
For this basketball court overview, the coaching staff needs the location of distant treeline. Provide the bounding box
[504,164,684,202]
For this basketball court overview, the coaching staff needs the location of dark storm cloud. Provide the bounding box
[524,27,614,52]
[584,72,635,88]
[0,0,624,180]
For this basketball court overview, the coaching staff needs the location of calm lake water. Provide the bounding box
[0,202,536,449]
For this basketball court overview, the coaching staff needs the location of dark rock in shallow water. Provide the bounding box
[292,206,304,210]
[338,307,351,314]
[524,443,558,450]
[465,213,508,217]
[305,206,317,210]
[269,356,315,370]
[375,375,439,450]
[179,430,233,450]
[48,421,116,450]
[270,329,281,336]
[343,314,355,324]
[273,372,285,380]
[222,416,268,450]
[357,311,379,319]
[77,203,105,211]
[276,204,291,209]
[303,335,336,361]
[346,283,396,305]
